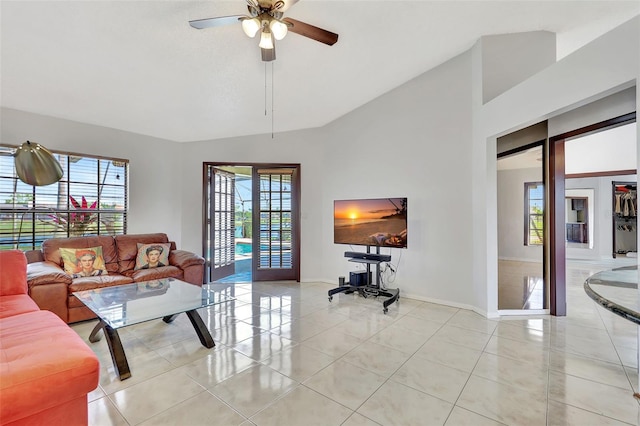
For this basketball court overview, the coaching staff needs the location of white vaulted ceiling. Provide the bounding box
[1,1,638,142]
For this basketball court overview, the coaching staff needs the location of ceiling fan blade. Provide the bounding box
[189,15,244,29]
[283,18,338,46]
[262,47,276,62]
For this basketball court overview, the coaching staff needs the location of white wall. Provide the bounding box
[565,122,637,174]
[549,86,636,137]
[0,108,184,242]
[320,50,475,307]
[481,31,556,104]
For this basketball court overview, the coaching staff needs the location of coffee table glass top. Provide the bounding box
[73,278,231,329]
[584,266,639,325]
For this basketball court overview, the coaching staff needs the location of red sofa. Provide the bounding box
[0,250,99,426]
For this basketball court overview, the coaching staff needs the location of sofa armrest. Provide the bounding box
[27,261,72,289]
[169,250,205,270]
[169,250,205,285]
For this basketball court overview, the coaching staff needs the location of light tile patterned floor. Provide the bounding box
[74,259,640,425]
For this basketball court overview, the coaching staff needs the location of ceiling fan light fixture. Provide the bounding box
[190,1,339,62]
[259,29,274,49]
[241,17,261,37]
[269,19,288,40]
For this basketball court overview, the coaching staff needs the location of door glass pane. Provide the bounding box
[257,170,294,271]
[282,212,291,231]
[211,169,235,273]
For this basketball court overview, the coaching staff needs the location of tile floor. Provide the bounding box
[74,259,640,425]
[498,259,544,310]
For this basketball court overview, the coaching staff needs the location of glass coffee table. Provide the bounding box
[73,278,231,380]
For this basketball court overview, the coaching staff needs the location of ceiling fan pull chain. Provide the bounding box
[264,62,268,117]
[271,62,275,139]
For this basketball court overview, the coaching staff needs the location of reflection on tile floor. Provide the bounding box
[215,258,252,284]
[75,259,640,425]
[498,259,544,310]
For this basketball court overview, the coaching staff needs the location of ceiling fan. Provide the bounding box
[189,0,339,62]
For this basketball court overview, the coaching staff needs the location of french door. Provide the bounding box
[207,167,235,281]
[252,166,300,281]
[204,163,300,283]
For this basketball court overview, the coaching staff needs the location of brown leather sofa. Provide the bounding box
[25,233,205,323]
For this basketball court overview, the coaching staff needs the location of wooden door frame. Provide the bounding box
[548,112,636,316]
[202,162,301,283]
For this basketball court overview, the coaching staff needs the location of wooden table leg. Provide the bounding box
[185,310,215,349]
[102,322,131,380]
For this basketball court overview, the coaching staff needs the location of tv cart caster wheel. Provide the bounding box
[328,296,333,302]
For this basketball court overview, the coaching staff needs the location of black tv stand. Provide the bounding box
[328,247,399,314]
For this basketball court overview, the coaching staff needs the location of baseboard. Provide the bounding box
[498,256,542,263]
[498,309,550,316]
[316,279,498,319]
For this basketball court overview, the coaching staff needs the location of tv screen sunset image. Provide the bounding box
[334,198,407,248]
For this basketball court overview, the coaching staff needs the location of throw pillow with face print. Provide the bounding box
[59,246,108,279]
[134,243,171,270]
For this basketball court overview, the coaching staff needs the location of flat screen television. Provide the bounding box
[334,197,407,248]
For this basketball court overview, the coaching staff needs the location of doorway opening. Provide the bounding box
[550,113,637,315]
[565,192,592,249]
[497,142,546,311]
[203,163,301,284]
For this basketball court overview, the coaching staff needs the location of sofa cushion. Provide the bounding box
[59,246,109,278]
[42,235,119,274]
[0,310,99,425]
[115,233,170,273]
[0,294,39,319]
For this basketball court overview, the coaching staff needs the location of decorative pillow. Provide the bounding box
[134,243,171,270]
[59,246,108,279]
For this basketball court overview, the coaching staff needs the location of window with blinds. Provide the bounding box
[0,148,128,251]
